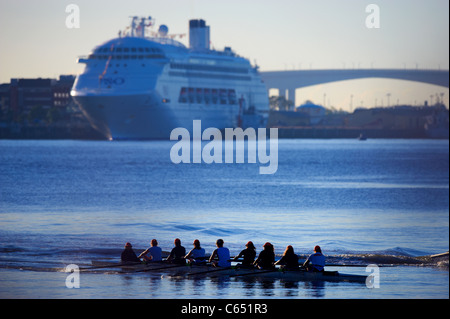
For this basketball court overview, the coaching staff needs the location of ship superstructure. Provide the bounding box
[71,17,269,139]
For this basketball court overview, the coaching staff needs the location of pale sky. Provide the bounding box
[0,0,448,110]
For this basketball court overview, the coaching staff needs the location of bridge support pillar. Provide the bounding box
[278,88,296,110]
[288,88,296,108]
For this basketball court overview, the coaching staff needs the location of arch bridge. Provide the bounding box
[260,69,449,103]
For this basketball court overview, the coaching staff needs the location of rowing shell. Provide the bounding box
[89,261,367,283]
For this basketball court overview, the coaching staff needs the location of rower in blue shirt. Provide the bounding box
[209,239,231,267]
[138,239,162,262]
[303,245,326,272]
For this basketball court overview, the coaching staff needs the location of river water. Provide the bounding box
[0,139,448,299]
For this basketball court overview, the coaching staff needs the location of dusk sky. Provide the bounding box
[0,0,448,110]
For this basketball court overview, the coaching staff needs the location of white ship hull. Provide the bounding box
[74,92,244,140]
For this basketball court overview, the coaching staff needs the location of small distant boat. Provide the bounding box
[358,133,367,141]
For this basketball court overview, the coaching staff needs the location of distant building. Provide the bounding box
[296,102,326,125]
[53,75,76,108]
[349,105,433,130]
[0,75,107,139]
[15,78,53,112]
[0,83,10,117]
[267,110,309,127]
[1,75,76,121]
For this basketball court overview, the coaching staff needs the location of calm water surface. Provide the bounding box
[0,139,448,299]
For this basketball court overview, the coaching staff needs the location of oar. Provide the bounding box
[324,263,393,267]
[186,266,233,277]
[130,263,188,273]
[228,268,280,278]
[80,261,143,271]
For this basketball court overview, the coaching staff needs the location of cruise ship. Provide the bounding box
[71,17,269,140]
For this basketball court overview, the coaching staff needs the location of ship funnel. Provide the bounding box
[189,19,210,50]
